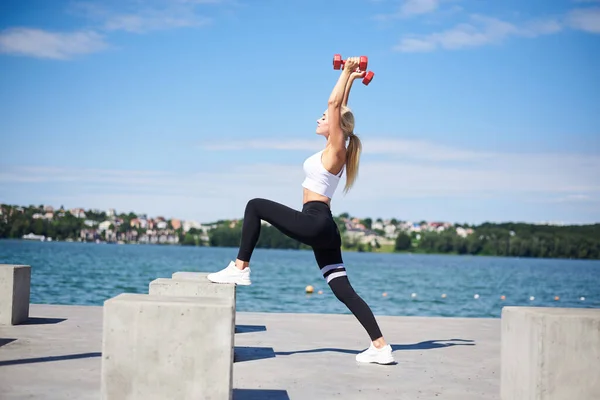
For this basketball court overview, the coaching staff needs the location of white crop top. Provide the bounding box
[302,150,344,199]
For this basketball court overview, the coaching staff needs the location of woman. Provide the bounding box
[208,57,394,365]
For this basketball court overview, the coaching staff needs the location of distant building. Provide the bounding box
[183,220,202,232]
[156,221,168,230]
[372,222,384,230]
[98,221,112,231]
[70,208,86,218]
[170,218,181,230]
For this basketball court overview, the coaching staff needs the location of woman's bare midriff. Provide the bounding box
[303,188,331,207]
[302,148,345,206]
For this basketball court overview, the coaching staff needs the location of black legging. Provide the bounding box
[237,198,383,341]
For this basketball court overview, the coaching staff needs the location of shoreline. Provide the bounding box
[3,237,599,262]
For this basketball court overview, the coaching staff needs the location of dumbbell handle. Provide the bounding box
[333,54,368,71]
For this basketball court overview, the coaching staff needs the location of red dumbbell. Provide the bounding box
[333,54,368,71]
[333,54,375,85]
[362,71,375,86]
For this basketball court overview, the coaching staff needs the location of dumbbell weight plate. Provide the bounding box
[359,56,368,71]
[333,54,343,70]
[362,71,375,85]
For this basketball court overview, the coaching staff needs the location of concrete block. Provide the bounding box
[150,276,236,330]
[501,306,600,400]
[172,271,210,281]
[152,275,236,303]
[101,293,235,400]
[0,264,31,325]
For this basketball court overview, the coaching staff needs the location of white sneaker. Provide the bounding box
[207,261,251,286]
[356,343,395,365]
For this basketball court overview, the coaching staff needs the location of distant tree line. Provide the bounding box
[205,224,310,250]
[0,204,143,241]
[393,222,600,259]
[2,204,599,260]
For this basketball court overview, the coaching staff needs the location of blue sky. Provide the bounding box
[1,0,599,225]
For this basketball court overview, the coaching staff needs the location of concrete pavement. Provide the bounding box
[0,304,500,399]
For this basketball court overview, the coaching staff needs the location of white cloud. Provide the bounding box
[199,138,600,199]
[0,28,108,59]
[374,0,447,20]
[551,194,594,203]
[0,0,226,60]
[103,13,210,33]
[394,14,561,52]
[71,0,219,34]
[2,138,599,223]
[393,37,437,52]
[202,139,323,152]
[400,0,441,17]
[200,137,492,162]
[567,7,600,33]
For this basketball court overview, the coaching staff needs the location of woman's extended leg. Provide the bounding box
[313,247,395,365]
[236,198,322,263]
[207,198,325,285]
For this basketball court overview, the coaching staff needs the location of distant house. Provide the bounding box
[156,221,168,230]
[183,220,202,232]
[384,224,397,238]
[170,218,182,230]
[70,208,86,218]
[98,221,112,231]
[372,222,384,230]
[23,233,46,241]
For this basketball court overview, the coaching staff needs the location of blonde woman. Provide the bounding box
[208,57,394,365]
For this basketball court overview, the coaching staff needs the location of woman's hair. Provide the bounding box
[339,105,362,194]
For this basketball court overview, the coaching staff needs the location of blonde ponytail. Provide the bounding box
[344,133,362,193]
[338,106,361,194]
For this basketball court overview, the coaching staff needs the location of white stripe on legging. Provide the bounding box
[326,271,347,283]
[321,263,345,275]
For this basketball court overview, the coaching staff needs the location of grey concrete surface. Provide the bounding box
[501,306,600,400]
[101,293,235,400]
[150,276,236,304]
[172,271,211,281]
[0,264,30,325]
[0,303,501,399]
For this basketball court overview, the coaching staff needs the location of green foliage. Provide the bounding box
[414,224,600,259]
[394,232,412,251]
[2,204,599,260]
[360,218,372,230]
[85,209,107,222]
[0,204,84,240]
[208,226,241,247]
[207,222,305,250]
[333,216,347,233]
[181,233,199,246]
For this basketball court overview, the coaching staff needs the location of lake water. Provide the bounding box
[1,239,598,318]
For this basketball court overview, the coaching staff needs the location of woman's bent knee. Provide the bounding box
[245,198,264,214]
